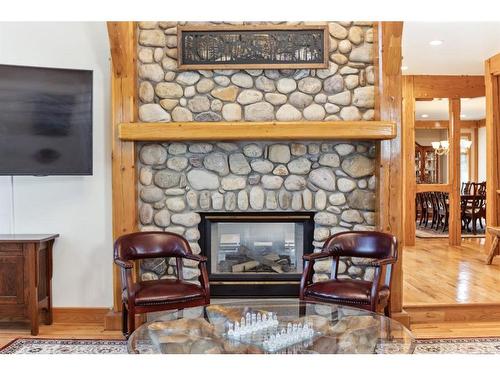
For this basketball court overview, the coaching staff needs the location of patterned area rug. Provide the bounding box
[415,218,486,239]
[0,338,127,354]
[2,337,500,354]
[414,337,500,354]
[416,228,485,239]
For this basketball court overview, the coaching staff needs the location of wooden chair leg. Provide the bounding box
[486,235,499,265]
[128,307,136,336]
[432,212,438,229]
[122,303,129,338]
[299,302,307,318]
[384,297,391,318]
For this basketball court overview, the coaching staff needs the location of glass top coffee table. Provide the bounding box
[128,299,415,354]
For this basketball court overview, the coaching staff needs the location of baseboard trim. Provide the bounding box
[52,308,109,325]
[405,303,500,324]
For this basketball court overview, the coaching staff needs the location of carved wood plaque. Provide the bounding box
[177,24,329,70]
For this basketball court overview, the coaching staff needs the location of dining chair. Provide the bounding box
[430,192,440,230]
[415,193,422,226]
[436,192,449,232]
[422,192,433,228]
[463,195,486,234]
[461,182,472,195]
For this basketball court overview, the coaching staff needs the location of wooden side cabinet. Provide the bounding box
[0,234,59,335]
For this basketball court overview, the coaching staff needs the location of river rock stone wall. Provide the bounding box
[137,141,377,283]
[135,21,378,287]
[136,21,375,123]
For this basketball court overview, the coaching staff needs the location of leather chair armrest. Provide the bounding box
[369,257,397,267]
[302,252,331,262]
[184,254,208,262]
[114,259,134,269]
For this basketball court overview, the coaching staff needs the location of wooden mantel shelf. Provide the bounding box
[118,121,397,141]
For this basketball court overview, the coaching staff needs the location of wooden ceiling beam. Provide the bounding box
[412,75,485,99]
[415,120,448,129]
[415,120,483,129]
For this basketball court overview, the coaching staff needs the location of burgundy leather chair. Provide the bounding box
[114,231,210,337]
[300,231,397,316]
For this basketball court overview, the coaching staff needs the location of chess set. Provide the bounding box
[225,311,317,353]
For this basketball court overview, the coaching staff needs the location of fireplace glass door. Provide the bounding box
[210,221,304,275]
[199,212,315,297]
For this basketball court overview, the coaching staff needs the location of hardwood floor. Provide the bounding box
[403,237,500,305]
[411,321,500,338]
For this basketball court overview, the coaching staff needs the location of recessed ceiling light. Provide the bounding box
[421,114,429,118]
[401,65,408,71]
[461,114,467,118]
[429,40,443,46]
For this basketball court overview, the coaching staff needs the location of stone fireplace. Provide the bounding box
[135,21,378,296]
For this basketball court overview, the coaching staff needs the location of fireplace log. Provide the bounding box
[271,265,284,273]
[231,260,259,273]
[263,253,280,262]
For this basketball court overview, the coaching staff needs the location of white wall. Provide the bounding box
[0,22,112,307]
[478,126,487,182]
[0,177,13,233]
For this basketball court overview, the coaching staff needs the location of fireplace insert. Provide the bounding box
[198,212,315,297]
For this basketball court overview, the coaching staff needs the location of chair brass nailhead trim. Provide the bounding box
[136,295,205,306]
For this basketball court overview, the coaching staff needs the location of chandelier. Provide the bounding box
[431,140,449,155]
[431,140,472,155]
[460,139,473,153]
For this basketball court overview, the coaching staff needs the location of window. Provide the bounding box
[460,134,472,184]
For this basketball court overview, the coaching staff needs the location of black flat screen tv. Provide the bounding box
[0,64,93,175]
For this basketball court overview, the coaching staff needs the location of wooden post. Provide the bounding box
[375,21,409,326]
[402,76,416,246]
[473,126,479,182]
[485,54,500,250]
[105,22,138,330]
[448,98,462,246]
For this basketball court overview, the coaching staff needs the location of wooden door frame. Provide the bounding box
[402,75,485,246]
[485,54,500,249]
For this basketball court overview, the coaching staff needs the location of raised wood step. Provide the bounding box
[405,303,500,324]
